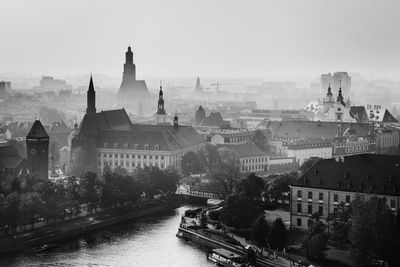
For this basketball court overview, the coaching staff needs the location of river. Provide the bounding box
[0,205,213,267]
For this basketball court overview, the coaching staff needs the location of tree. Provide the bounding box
[236,173,265,200]
[251,214,269,247]
[349,196,399,267]
[5,192,21,229]
[220,194,259,229]
[263,173,297,205]
[80,171,102,214]
[210,149,242,197]
[251,129,267,151]
[328,201,352,245]
[34,180,68,222]
[303,218,328,259]
[19,192,44,227]
[268,217,288,250]
[200,211,208,229]
[181,151,205,175]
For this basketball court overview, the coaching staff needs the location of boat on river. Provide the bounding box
[207,248,249,267]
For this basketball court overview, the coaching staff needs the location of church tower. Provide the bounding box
[154,83,169,124]
[26,119,49,179]
[86,75,96,114]
[157,84,166,115]
[122,46,136,82]
[326,84,333,102]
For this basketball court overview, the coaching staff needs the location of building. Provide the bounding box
[375,125,400,154]
[314,84,355,123]
[195,77,203,94]
[154,84,170,124]
[0,140,27,178]
[289,154,400,231]
[0,81,11,94]
[216,143,268,174]
[320,73,333,94]
[332,123,376,157]
[38,76,71,91]
[67,77,207,175]
[333,72,351,97]
[193,106,230,129]
[366,104,398,126]
[118,46,150,116]
[206,128,266,145]
[286,138,333,165]
[26,119,49,179]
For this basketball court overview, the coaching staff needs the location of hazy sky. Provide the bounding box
[1,0,399,79]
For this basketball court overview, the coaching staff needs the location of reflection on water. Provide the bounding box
[0,205,213,267]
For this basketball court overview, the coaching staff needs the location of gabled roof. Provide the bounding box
[294,154,400,196]
[366,107,398,123]
[0,144,25,169]
[267,121,369,140]
[27,120,48,139]
[96,124,205,151]
[79,109,133,136]
[199,112,230,128]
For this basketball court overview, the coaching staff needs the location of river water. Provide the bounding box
[0,205,213,267]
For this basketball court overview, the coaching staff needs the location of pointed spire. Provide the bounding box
[88,75,95,92]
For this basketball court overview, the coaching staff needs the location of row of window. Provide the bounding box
[100,154,165,161]
[297,202,324,215]
[297,191,397,210]
[297,190,351,203]
[242,164,265,172]
[100,160,165,170]
[103,143,160,150]
[241,157,267,164]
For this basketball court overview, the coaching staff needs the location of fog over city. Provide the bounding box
[1,1,400,267]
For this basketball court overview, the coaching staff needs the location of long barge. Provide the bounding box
[177,226,281,267]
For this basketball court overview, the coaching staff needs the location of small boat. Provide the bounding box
[207,248,247,267]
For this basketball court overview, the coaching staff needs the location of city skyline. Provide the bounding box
[1,0,400,80]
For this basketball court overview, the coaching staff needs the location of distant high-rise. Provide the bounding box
[333,72,351,97]
[195,77,203,93]
[320,73,333,93]
[118,46,150,115]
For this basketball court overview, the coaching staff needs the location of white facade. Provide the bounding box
[287,146,332,165]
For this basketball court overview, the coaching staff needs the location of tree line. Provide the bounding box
[0,166,180,232]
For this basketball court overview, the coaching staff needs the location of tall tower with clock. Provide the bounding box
[26,119,49,179]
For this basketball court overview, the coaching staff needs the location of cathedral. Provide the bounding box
[314,83,356,123]
[66,77,206,176]
[117,46,150,116]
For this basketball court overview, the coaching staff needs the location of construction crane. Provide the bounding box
[210,82,223,92]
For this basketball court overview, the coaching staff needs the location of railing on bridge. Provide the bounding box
[176,185,224,200]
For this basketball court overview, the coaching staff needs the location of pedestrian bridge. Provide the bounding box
[176,185,224,200]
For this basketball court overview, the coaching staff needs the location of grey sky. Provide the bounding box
[1,0,399,79]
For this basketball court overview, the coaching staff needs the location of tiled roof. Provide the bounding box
[216,143,266,158]
[0,145,25,169]
[96,124,205,152]
[267,121,369,140]
[294,154,400,196]
[78,109,133,136]
[350,106,368,122]
[27,120,48,139]
[287,138,332,149]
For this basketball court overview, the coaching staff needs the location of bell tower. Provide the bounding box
[26,119,49,179]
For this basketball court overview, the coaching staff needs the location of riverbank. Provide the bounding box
[0,199,185,254]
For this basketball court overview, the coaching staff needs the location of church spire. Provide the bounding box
[156,81,166,115]
[336,80,345,106]
[86,75,96,114]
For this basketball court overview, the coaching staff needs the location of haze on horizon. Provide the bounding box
[1,0,400,80]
